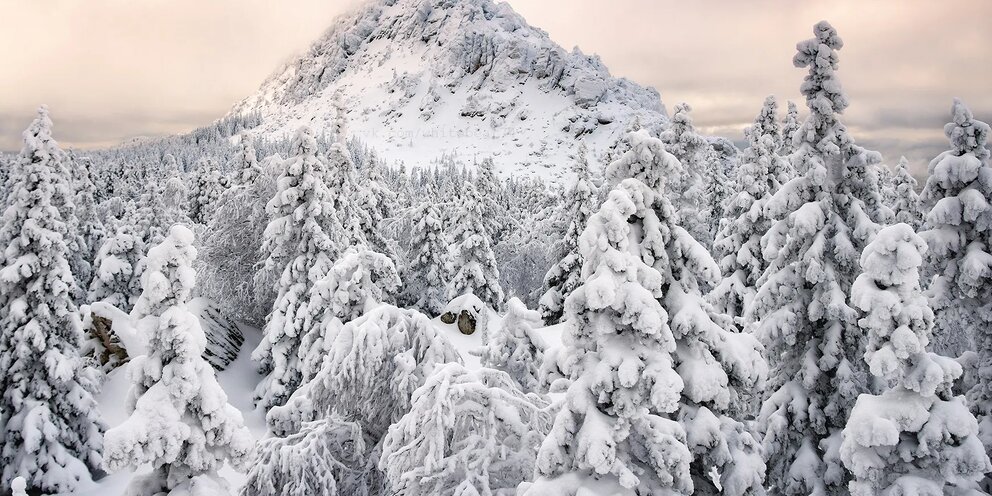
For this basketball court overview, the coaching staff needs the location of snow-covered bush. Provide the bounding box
[242,417,383,496]
[380,363,552,496]
[103,225,254,496]
[298,246,401,380]
[268,304,461,440]
[840,223,991,494]
[197,144,279,327]
[481,297,547,393]
[0,107,105,494]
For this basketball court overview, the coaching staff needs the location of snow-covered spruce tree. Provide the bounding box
[890,156,923,230]
[524,178,693,495]
[481,297,547,393]
[380,363,552,496]
[198,139,278,327]
[268,305,461,440]
[749,22,891,495]
[241,416,383,496]
[919,99,992,359]
[253,126,344,409]
[298,246,401,381]
[778,101,801,157]
[526,174,767,495]
[538,148,596,325]
[235,135,262,185]
[400,199,450,316]
[474,157,509,244]
[446,181,505,310]
[73,157,105,293]
[87,223,146,313]
[103,225,253,496]
[710,97,791,324]
[0,107,104,494]
[840,224,991,495]
[326,143,395,259]
[187,158,226,224]
[660,102,714,247]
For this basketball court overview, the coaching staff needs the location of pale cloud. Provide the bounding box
[1,0,989,176]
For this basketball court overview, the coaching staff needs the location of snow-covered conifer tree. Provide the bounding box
[660,103,714,246]
[87,223,146,312]
[919,99,992,359]
[0,107,104,494]
[73,157,105,293]
[779,101,801,157]
[538,149,596,325]
[188,158,225,224]
[481,297,547,393]
[380,363,552,496]
[840,223,991,495]
[749,22,889,495]
[525,178,694,495]
[890,156,922,230]
[400,199,449,316]
[446,182,505,310]
[710,97,791,323]
[253,126,344,409]
[103,225,253,496]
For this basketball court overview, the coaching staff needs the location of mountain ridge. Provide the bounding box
[229,0,670,179]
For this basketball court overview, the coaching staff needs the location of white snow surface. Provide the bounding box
[229,0,668,181]
[78,305,564,495]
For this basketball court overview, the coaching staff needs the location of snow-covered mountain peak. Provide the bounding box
[231,0,669,180]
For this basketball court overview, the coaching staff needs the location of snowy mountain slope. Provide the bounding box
[229,0,668,180]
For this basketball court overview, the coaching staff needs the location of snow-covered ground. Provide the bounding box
[77,311,563,495]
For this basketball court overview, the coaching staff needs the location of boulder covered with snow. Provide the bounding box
[440,293,488,335]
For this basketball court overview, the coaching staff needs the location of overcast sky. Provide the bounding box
[1,0,989,175]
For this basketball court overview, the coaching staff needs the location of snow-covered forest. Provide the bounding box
[1,1,991,495]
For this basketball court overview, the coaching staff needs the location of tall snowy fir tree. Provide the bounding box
[748,22,890,495]
[919,99,992,359]
[326,143,394,259]
[660,102,714,247]
[103,225,254,496]
[524,178,694,496]
[711,96,791,324]
[188,158,226,225]
[446,181,505,310]
[0,107,104,494]
[779,101,801,157]
[538,148,596,325]
[253,126,344,409]
[400,199,449,316]
[87,223,146,313]
[527,152,767,496]
[840,224,991,495]
[890,156,923,230]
